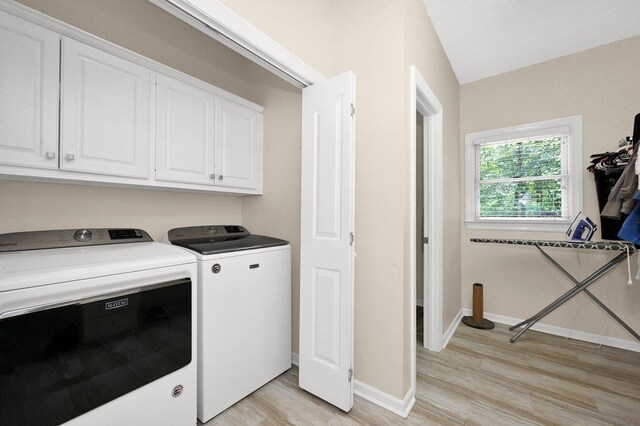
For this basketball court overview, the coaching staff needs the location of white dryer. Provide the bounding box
[166,225,291,423]
[0,228,197,426]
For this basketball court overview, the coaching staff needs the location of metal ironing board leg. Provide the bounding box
[533,245,640,342]
[509,251,631,343]
[508,249,624,331]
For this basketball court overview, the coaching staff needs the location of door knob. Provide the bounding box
[65,154,75,161]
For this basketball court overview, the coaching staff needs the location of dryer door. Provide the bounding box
[0,278,192,426]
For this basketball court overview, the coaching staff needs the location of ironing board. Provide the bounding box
[470,238,640,343]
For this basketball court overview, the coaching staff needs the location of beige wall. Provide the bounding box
[219,0,463,400]
[402,0,461,395]
[330,0,408,398]
[460,36,640,343]
[213,0,334,77]
[223,0,462,399]
[224,0,410,398]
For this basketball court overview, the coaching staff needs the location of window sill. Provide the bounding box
[465,220,570,233]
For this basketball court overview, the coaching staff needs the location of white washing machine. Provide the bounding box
[0,228,198,426]
[166,225,291,423]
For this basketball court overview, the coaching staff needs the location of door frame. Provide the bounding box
[409,65,444,390]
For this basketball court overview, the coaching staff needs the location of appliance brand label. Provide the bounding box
[105,298,129,310]
[172,385,184,398]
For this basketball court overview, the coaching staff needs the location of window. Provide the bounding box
[465,116,582,231]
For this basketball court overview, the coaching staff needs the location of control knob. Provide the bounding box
[74,229,92,242]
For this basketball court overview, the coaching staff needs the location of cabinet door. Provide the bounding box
[155,74,215,185]
[60,38,151,178]
[0,11,59,169]
[214,98,262,190]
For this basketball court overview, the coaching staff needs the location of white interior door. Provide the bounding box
[299,71,356,412]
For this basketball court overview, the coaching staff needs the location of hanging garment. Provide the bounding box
[594,169,626,240]
[618,199,640,244]
[601,151,638,219]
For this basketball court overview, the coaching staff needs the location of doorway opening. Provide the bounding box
[416,111,426,347]
[409,65,444,400]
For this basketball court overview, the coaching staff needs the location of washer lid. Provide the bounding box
[168,225,288,255]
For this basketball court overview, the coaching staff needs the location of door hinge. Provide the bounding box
[350,103,355,118]
[348,368,353,383]
[349,232,354,246]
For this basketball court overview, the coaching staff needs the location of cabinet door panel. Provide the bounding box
[61,38,151,178]
[155,74,215,185]
[0,11,59,169]
[215,98,262,190]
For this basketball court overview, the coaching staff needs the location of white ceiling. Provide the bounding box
[422,0,640,84]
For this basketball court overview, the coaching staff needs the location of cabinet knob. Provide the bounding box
[218,175,224,180]
[45,152,56,160]
[210,174,216,179]
[65,154,75,161]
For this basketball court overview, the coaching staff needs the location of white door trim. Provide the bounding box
[145,0,326,88]
[409,65,444,395]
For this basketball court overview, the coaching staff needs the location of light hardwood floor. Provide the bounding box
[203,312,640,425]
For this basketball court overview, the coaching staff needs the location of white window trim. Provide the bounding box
[465,115,583,232]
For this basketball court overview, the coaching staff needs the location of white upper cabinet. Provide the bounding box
[60,38,152,178]
[215,98,262,191]
[0,11,59,169]
[155,74,216,186]
[0,5,263,194]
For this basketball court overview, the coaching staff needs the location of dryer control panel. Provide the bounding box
[0,228,153,252]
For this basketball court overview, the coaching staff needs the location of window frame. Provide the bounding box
[465,115,583,231]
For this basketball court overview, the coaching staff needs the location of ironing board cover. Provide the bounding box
[470,238,637,252]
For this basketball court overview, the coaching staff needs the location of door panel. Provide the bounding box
[315,101,342,238]
[156,74,215,185]
[299,71,355,412]
[312,267,341,367]
[214,98,262,190]
[61,38,151,178]
[0,11,59,169]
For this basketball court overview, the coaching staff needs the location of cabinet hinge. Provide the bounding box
[350,103,355,118]
[348,368,353,383]
[349,232,354,246]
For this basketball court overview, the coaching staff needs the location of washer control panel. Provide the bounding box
[168,225,249,243]
[0,228,152,253]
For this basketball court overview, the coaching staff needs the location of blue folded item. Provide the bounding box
[618,200,640,244]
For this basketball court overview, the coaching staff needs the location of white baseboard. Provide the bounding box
[441,308,464,350]
[290,352,415,418]
[416,298,424,307]
[354,381,415,418]
[461,309,640,353]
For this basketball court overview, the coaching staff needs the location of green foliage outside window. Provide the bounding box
[478,137,564,218]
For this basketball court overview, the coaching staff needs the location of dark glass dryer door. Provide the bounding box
[0,278,192,426]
